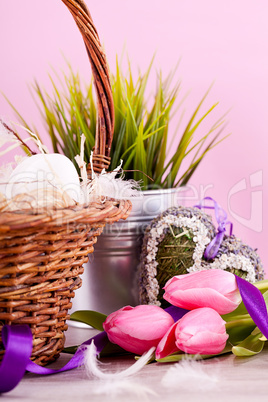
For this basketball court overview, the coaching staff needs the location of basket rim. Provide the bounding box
[0,198,132,231]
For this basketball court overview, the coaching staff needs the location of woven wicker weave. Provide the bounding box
[0,0,131,366]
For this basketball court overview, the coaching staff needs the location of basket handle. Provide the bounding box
[61,0,114,173]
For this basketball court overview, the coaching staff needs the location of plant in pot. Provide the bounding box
[6,58,227,314]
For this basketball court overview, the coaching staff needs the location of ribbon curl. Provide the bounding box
[236,276,268,340]
[195,196,233,260]
[0,327,108,394]
[0,325,32,393]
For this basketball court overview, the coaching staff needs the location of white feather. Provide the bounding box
[0,163,14,197]
[74,148,141,202]
[83,341,155,380]
[91,379,157,399]
[161,357,219,391]
[88,173,141,200]
[80,151,141,201]
[0,158,27,198]
[83,342,157,398]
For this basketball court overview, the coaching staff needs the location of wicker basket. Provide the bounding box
[0,0,132,366]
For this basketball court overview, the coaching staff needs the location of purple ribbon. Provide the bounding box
[26,331,108,375]
[236,276,268,339]
[165,305,188,322]
[0,327,108,394]
[195,197,233,260]
[0,325,32,393]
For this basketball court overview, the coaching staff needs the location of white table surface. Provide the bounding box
[2,323,268,402]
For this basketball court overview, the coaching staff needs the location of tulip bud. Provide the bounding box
[103,305,174,355]
[175,307,228,354]
[163,269,241,314]
[156,307,228,359]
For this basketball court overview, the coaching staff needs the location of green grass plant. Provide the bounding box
[5,57,228,190]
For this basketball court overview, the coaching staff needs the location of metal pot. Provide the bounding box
[70,188,184,315]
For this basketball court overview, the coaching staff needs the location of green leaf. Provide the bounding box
[70,310,107,331]
[254,280,268,293]
[223,285,268,325]
[232,330,266,357]
[62,345,79,354]
[162,97,219,187]
[110,119,126,170]
[63,340,130,357]
[1,91,32,132]
[225,318,256,346]
[100,342,130,357]
[222,302,250,322]
[156,344,232,363]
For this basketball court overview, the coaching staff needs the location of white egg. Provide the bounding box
[6,153,81,203]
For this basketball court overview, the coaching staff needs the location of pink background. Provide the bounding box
[0,1,267,275]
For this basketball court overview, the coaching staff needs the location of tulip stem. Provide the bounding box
[254,280,268,292]
[224,313,251,322]
[225,316,254,330]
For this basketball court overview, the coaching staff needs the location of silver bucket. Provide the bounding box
[70,188,184,315]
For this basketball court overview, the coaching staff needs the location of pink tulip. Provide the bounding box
[103,305,174,355]
[156,307,228,359]
[163,269,241,314]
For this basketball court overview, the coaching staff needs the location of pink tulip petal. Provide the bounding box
[165,270,233,290]
[164,270,241,313]
[155,322,179,360]
[113,306,174,340]
[103,306,132,326]
[176,330,228,355]
[173,308,228,355]
[107,330,161,355]
[103,305,174,355]
[175,308,226,334]
[224,289,242,305]
[164,287,240,314]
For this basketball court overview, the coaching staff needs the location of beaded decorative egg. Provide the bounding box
[138,206,264,307]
